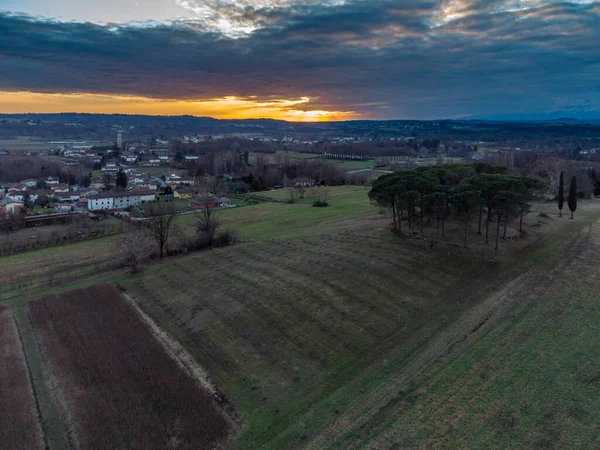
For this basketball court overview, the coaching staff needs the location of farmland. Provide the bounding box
[0,186,372,298]
[118,202,598,449]
[4,184,600,448]
[28,285,234,449]
[0,305,44,450]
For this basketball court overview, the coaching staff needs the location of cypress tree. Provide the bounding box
[568,175,577,219]
[558,171,564,217]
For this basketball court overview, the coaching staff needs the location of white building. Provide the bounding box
[21,179,38,187]
[102,163,119,172]
[54,203,73,213]
[87,189,156,211]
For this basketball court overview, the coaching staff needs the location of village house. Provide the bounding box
[46,176,60,185]
[143,159,160,167]
[21,179,38,188]
[54,203,73,213]
[174,187,196,199]
[8,183,27,192]
[0,199,24,215]
[102,162,119,172]
[56,191,80,202]
[91,178,106,190]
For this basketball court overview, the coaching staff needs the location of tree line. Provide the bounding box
[369,164,548,250]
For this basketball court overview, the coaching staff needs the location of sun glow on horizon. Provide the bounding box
[0,91,358,122]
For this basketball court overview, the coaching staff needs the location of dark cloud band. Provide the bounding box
[0,0,599,119]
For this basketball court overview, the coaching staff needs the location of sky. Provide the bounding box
[0,0,599,121]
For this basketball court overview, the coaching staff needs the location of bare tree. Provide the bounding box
[310,185,330,206]
[194,202,220,247]
[287,187,297,203]
[294,182,308,199]
[196,175,227,197]
[145,202,176,258]
[117,226,153,273]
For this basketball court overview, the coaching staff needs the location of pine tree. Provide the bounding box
[568,175,577,219]
[558,171,564,217]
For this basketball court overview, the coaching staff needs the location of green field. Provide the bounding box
[331,160,375,170]
[177,186,374,241]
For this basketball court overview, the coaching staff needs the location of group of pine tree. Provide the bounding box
[369,163,578,250]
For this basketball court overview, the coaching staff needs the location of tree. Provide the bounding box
[145,203,176,258]
[514,177,546,233]
[36,180,48,190]
[287,187,297,203]
[491,191,518,251]
[243,150,249,165]
[117,227,152,273]
[451,185,481,248]
[103,173,114,191]
[295,182,308,199]
[310,185,330,207]
[22,192,33,210]
[115,169,128,190]
[34,194,49,208]
[424,189,446,237]
[194,202,220,247]
[568,175,577,219]
[558,171,564,217]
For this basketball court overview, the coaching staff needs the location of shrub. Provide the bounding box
[312,201,329,208]
[214,229,238,247]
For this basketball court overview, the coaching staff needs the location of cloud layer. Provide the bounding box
[1,0,599,119]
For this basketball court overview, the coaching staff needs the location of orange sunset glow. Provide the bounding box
[0,91,358,122]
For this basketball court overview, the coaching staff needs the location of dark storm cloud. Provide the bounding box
[0,0,599,118]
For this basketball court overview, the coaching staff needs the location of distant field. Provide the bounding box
[28,285,232,449]
[0,305,44,449]
[330,159,375,169]
[0,138,109,153]
[0,138,58,152]
[275,150,321,159]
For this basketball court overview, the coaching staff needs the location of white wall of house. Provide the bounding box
[88,197,114,210]
[4,202,24,213]
[139,193,157,203]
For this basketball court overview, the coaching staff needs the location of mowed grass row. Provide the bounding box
[0,305,44,450]
[122,232,500,449]
[27,285,231,449]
